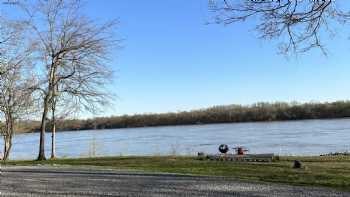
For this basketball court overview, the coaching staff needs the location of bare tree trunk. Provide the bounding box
[38,63,57,161]
[51,122,56,159]
[51,96,56,159]
[37,95,49,161]
[3,135,12,160]
[3,113,14,161]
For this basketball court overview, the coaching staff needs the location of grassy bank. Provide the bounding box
[3,156,350,191]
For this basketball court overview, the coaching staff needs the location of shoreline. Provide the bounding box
[15,116,350,134]
[14,100,350,133]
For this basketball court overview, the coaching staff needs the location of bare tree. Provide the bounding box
[0,18,34,160]
[19,0,118,160]
[209,0,350,55]
[50,83,58,159]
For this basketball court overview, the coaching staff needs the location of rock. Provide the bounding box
[293,160,302,168]
[197,152,206,160]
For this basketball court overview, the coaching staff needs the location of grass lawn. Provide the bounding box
[3,155,350,191]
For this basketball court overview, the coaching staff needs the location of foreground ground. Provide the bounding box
[1,156,350,196]
[4,156,350,189]
[1,166,349,197]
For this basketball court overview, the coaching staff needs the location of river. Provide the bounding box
[2,118,350,160]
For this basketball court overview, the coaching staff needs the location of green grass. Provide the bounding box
[3,155,350,191]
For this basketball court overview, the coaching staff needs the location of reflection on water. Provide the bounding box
[1,118,350,160]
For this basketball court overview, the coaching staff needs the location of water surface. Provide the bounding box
[2,118,350,160]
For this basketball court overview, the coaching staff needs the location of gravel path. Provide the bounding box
[0,166,349,197]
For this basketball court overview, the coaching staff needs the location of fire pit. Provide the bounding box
[218,144,229,153]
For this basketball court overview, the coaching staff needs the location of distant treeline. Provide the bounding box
[16,101,350,133]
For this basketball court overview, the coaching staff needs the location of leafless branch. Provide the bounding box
[19,0,119,160]
[210,0,350,55]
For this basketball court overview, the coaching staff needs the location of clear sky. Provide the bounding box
[5,1,350,116]
[82,0,350,116]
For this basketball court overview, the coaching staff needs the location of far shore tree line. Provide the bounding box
[12,101,350,133]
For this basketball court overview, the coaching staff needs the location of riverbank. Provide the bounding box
[14,101,350,133]
[3,155,350,191]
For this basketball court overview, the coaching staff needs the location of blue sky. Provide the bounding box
[83,0,350,116]
[4,1,350,116]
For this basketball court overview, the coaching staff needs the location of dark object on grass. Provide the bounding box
[293,160,302,168]
[197,152,206,160]
[219,144,229,154]
[204,153,275,162]
[320,151,350,156]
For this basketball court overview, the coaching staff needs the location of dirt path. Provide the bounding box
[0,166,349,197]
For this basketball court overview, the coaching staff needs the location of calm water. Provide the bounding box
[2,118,350,160]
